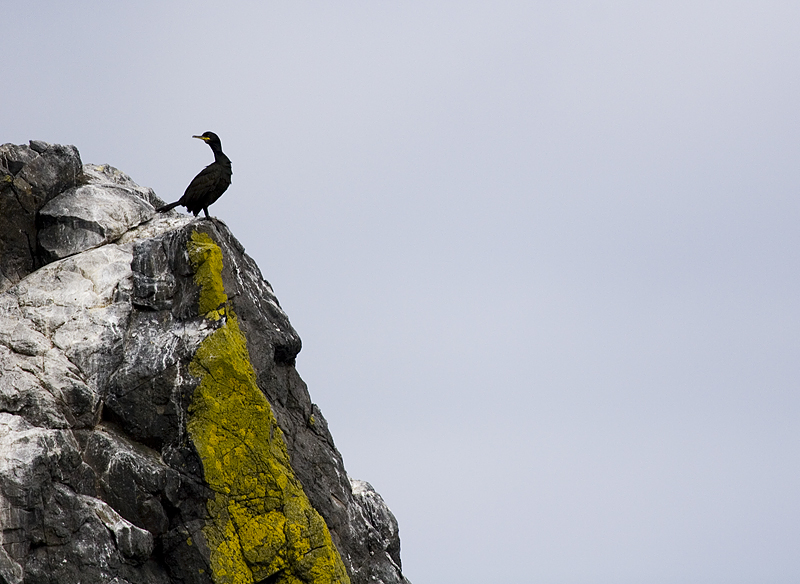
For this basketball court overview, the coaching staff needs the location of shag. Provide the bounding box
[157,132,232,218]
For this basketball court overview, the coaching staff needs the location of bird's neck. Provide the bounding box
[211,147,231,166]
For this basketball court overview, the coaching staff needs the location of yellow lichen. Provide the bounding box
[185,230,350,584]
[188,230,228,321]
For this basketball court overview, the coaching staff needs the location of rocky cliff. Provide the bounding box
[0,141,409,584]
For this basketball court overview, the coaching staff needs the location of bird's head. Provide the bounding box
[192,132,222,147]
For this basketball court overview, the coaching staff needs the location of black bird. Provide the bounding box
[157,132,232,218]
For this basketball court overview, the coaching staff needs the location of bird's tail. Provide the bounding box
[156,201,181,213]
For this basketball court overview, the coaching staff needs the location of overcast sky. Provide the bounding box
[4,2,800,583]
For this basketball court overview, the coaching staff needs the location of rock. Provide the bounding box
[0,141,82,293]
[0,142,409,584]
[81,163,165,209]
[37,169,156,262]
[0,544,23,584]
[349,480,408,584]
[83,495,155,562]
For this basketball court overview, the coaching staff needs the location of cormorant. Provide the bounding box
[157,132,232,218]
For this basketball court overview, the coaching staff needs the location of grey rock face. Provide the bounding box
[0,142,409,584]
[348,480,405,584]
[38,164,158,263]
[0,141,82,293]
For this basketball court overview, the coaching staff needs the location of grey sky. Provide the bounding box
[4,2,800,583]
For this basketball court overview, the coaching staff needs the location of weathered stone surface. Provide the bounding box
[38,168,156,262]
[348,480,405,584]
[0,141,82,293]
[0,143,409,584]
[81,163,165,209]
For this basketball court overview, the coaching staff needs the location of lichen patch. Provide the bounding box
[186,230,350,584]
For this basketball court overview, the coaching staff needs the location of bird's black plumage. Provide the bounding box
[157,132,232,218]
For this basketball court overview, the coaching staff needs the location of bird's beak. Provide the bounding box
[192,135,210,141]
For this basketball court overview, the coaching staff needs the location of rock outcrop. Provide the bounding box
[0,141,409,584]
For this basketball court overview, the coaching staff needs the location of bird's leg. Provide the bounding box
[203,208,210,219]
